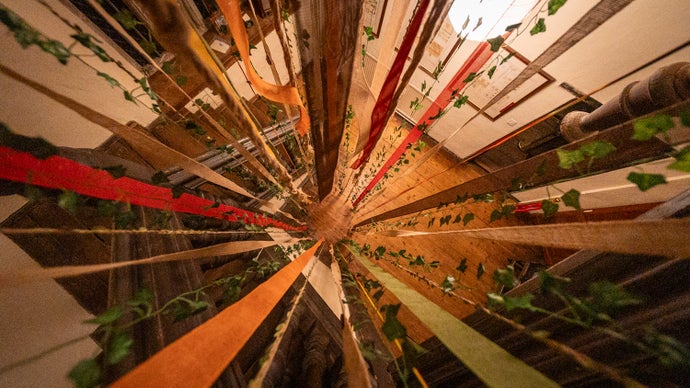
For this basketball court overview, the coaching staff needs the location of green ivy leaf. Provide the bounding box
[106,331,133,365]
[493,265,518,288]
[541,200,559,219]
[101,165,126,179]
[587,281,642,316]
[123,90,136,104]
[175,75,188,86]
[68,358,101,388]
[681,110,690,127]
[113,9,139,30]
[168,299,210,322]
[580,140,616,159]
[363,25,375,41]
[114,210,137,229]
[547,0,568,15]
[490,209,503,223]
[441,275,455,294]
[374,246,386,259]
[530,18,546,35]
[372,289,384,303]
[71,31,110,62]
[128,288,154,317]
[0,123,59,159]
[161,60,175,74]
[96,200,118,217]
[627,172,667,191]
[556,148,584,169]
[428,218,435,227]
[473,193,494,202]
[487,65,497,79]
[477,263,486,279]
[85,306,123,325]
[170,185,185,198]
[462,213,475,226]
[439,215,452,226]
[456,258,468,273]
[429,261,440,268]
[138,39,158,56]
[561,189,581,210]
[505,23,521,32]
[97,71,120,88]
[643,328,690,370]
[486,35,504,52]
[506,294,538,312]
[668,145,690,172]
[538,270,570,296]
[24,185,44,202]
[381,304,406,341]
[463,71,483,83]
[632,114,674,140]
[488,293,538,312]
[500,52,514,65]
[58,191,80,214]
[453,95,469,108]
[151,171,170,185]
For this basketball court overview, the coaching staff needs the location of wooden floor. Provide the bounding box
[338,115,543,344]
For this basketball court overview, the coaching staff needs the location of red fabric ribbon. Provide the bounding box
[350,0,431,169]
[0,146,306,231]
[352,41,495,206]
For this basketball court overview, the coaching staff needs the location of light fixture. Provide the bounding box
[449,0,538,41]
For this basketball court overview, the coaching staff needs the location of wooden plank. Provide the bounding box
[293,0,362,199]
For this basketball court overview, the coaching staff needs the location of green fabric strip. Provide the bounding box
[346,244,559,388]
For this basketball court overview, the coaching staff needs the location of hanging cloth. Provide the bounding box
[352,41,495,206]
[217,0,311,136]
[350,0,431,169]
[0,146,306,231]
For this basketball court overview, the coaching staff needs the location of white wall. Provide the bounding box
[0,195,98,388]
[0,0,157,148]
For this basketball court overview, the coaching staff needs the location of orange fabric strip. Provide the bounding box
[218,0,311,136]
[111,239,323,388]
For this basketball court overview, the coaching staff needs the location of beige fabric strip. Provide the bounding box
[0,240,279,286]
[381,218,690,258]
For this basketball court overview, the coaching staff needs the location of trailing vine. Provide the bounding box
[0,4,161,114]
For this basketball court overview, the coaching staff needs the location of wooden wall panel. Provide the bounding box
[292,0,363,199]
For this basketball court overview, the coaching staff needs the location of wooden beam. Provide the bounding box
[354,101,688,227]
[293,0,363,199]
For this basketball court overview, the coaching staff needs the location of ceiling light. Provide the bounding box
[449,0,538,41]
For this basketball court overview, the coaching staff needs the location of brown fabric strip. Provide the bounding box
[381,218,690,258]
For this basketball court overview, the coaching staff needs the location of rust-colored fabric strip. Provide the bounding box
[111,240,323,388]
[350,0,431,169]
[218,0,311,135]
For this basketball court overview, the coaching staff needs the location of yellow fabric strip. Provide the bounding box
[217,0,311,136]
[111,239,322,388]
